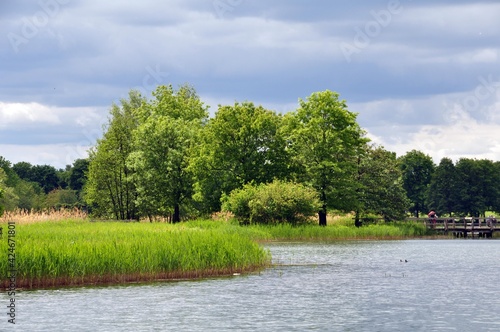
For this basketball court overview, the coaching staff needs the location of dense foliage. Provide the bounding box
[85,90,143,220]
[284,90,369,225]
[399,150,434,217]
[357,146,410,221]
[0,156,88,212]
[1,84,499,222]
[222,180,321,224]
[192,102,290,213]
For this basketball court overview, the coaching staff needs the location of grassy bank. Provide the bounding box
[0,220,270,289]
[0,218,427,289]
[248,222,427,240]
[188,220,428,241]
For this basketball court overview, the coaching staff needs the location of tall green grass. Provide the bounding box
[181,219,428,241]
[0,218,427,289]
[0,220,270,289]
[247,221,427,241]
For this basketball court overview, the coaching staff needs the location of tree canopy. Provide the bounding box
[192,102,290,213]
[85,90,144,219]
[399,150,435,217]
[129,84,208,222]
[284,90,369,225]
[3,85,498,222]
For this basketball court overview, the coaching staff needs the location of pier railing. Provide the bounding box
[405,217,499,238]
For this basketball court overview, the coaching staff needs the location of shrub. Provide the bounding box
[222,180,320,224]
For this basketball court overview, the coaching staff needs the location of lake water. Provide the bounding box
[5,240,500,331]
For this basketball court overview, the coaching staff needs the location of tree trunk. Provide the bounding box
[173,203,180,223]
[319,207,327,226]
[318,189,328,226]
[354,210,362,228]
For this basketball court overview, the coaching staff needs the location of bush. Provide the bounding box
[222,180,320,224]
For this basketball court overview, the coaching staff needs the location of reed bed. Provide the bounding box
[0,220,270,289]
[0,208,87,224]
[0,217,426,289]
[177,219,427,241]
[246,222,427,241]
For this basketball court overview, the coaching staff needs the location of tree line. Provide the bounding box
[1,85,499,223]
[0,157,88,212]
[401,150,500,217]
[81,85,409,225]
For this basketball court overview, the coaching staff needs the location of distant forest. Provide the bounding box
[1,85,499,223]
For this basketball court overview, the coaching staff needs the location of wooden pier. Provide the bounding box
[407,217,500,238]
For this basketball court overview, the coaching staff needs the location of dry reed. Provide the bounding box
[0,208,87,224]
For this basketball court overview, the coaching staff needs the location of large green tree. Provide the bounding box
[399,150,434,217]
[85,90,144,219]
[129,85,208,222]
[454,158,499,216]
[193,102,290,213]
[285,90,369,226]
[427,158,458,216]
[69,158,89,192]
[356,146,410,221]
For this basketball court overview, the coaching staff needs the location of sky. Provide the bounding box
[1,0,499,169]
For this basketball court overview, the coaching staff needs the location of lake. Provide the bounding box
[6,239,500,331]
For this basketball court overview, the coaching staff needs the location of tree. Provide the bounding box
[0,156,20,188]
[12,161,33,180]
[357,146,410,221]
[399,150,434,217]
[0,166,19,213]
[45,189,79,209]
[222,180,321,225]
[193,102,290,213]
[69,158,89,192]
[129,84,208,222]
[56,165,71,189]
[85,90,144,219]
[427,158,458,217]
[14,180,44,211]
[31,165,60,194]
[0,169,5,216]
[494,162,500,212]
[454,158,498,217]
[12,162,60,194]
[285,90,369,226]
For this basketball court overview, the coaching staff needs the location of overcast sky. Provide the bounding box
[1,0,499,169]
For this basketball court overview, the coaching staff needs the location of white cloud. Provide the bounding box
[358,88,500,162]
[0,143,90,169]
[0,102,60,128]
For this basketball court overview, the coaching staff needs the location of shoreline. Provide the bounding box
[3,264,269,291]
[6,234,497,291]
